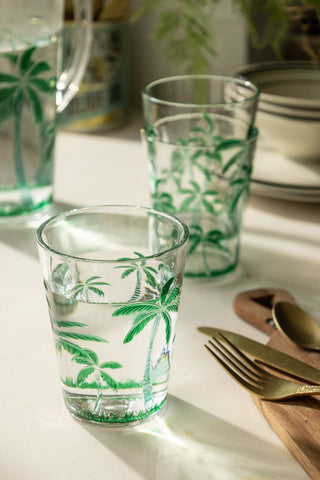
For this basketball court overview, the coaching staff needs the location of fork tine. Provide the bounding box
[208,337,264,387]
[216,333,270,379]
[204,343,264,396]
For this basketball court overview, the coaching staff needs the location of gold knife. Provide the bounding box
[197,326,320,384]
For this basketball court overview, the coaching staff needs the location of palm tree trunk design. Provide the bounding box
[142,316,160,407]
[92,370,105,417]
[13,90,33,208]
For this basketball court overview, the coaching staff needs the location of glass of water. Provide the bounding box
[0,0,91,218]
[37,205,188,425]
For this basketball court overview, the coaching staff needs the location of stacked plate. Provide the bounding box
[235,62,320,201]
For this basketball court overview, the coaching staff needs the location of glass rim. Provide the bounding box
[142,126,259,148]
[36,204,189,263]
[142,74,260,108]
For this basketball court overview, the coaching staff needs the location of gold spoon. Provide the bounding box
[272,301,320,351]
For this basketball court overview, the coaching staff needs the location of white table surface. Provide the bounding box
[1,117,320,480]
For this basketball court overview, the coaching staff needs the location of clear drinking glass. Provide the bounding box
[142,75,260,278]
[0,0,91,217]
[37,205,189,425]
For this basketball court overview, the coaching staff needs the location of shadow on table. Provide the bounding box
[0,201,78,258]
[81,395,304,480]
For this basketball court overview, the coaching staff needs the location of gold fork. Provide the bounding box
[205,333,320,400]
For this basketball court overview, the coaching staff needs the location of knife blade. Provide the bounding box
[198,326,320,384]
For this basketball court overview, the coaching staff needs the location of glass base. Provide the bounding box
[184,249,238,278]
[0,186,52,217]
[63,390,167,426]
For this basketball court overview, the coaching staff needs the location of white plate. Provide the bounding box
[251,141,320,202]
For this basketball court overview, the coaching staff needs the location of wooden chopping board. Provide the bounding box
[233,288,320,480]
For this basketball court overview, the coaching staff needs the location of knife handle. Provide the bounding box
[233,288,297,336]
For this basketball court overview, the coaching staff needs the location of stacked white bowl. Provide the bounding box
[235,62,320,162]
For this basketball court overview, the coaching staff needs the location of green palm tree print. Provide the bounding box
[148,114,254,274]
[71,276,110,302]
[72,348,122,416]
[0,46,55,206]
[44,253,181,421]
[114,251,158,301]
[112,276,181,406]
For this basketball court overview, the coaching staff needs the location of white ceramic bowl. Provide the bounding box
[235,62,320,110]
[256,110,320,162]
[234,62,320,161]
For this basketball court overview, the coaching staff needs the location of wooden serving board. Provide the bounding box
[233,288,320,480]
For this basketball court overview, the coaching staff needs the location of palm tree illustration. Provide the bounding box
[71,276,110,302]
[114,252,158,301]
[112,276,181,407]
[188,224,231,275]
[179,180,221,217]
[72,348,122,416]
[0,46,55,206]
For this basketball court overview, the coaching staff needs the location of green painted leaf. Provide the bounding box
[57,331,108,343]
[72,356,91,366]
[77,366,95,385]
[161,277,175,301]
[20,47,36,75]
[162,310,171,344]
[59,340,85,356]
[99,361,122,369]
[164,285,181,306]
[188,238,201,254]
[4,53,18,65]
[85,275,102,284]
[203,113,214,133]
[82,349,99,364]
[70,284,84,295]
[88,286,105,297]
[86,280,110,287]
[145,269,157,288]
[55,320,87,328]
[193,162,211,181]
[222,150,244,174]
[123,314,155,343]
[202,197,215,214]
[0,86,16,101]
[179,196,195,212]
[112,302,157,317]
[203,189,219,196]
[0,73,18,83]
[100,371,118,391]
[119,267,135,279]
[26,86,42,123]
[190,180,201,192]
[216,138,242,151]
[0,94,14,125]
[29,61,51,76]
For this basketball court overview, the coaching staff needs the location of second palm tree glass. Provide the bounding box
[37,205,188,425]
[142,75,260,278]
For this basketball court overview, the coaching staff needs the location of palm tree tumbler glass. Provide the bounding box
[142,75,260,278]
[0,0,91,218]
[37,205,189,425]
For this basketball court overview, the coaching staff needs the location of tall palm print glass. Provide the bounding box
[142,75,259,278]
[0,0,91,217]
[37,205,188,425]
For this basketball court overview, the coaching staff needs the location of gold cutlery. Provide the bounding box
[198,326,320,383]
[205,333,320,400]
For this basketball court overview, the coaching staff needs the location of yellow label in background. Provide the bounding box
[59,20,130,132]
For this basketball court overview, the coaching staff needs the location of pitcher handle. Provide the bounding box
[56,0,92,113]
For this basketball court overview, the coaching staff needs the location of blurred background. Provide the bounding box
[61,0,320,131]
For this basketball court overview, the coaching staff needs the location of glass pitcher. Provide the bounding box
[0,0,91,218]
